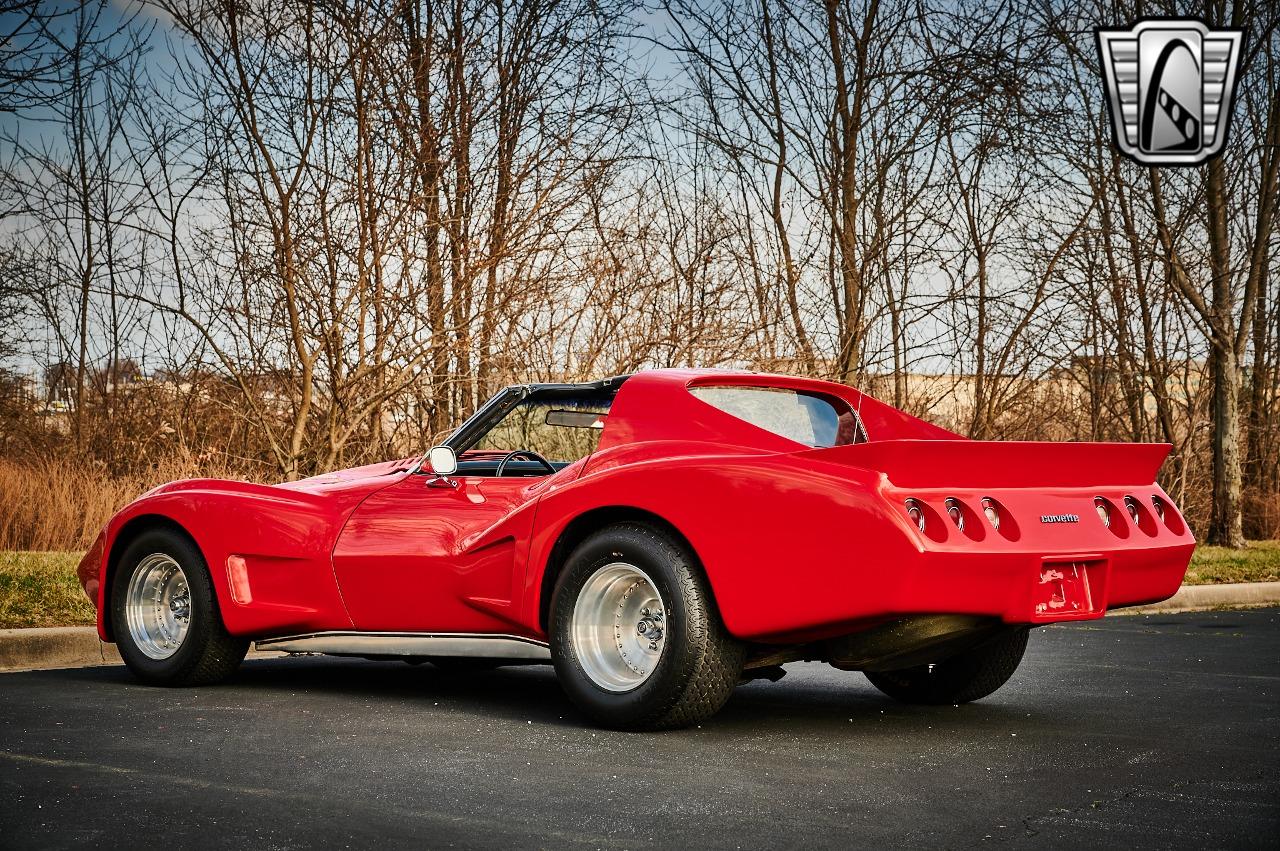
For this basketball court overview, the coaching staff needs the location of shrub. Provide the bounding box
[1242,488,1280,541]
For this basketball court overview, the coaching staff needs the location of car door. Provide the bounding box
[331,472,542,633]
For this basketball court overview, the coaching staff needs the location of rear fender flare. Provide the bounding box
[521,452,910,640]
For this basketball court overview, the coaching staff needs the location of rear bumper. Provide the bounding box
[733,537,1193,644]
[873,484,1195,625]
[891,541,1195,625]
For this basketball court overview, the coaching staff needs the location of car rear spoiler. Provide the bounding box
[800,440,1171,489]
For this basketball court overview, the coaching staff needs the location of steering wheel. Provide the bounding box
[494,449,557,477]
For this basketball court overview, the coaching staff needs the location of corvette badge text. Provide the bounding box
[1096,18,1243,166]
[1041,514,1081,524]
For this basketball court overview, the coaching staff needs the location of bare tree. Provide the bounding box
[0,0,1274,543]
[1147,3,1280,546]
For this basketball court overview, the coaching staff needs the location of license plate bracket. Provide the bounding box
[1032,559,1105,621]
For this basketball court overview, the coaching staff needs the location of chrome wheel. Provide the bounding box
[124,553,192,660]
[571,562,667,692]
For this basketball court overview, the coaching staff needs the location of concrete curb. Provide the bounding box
[0,627,121,672]
[3,582,1279,672]
[0,627,282,673]
[1114,580,1280,616]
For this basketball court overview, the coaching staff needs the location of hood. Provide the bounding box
[138,456,415,510]
[275,456,418,498]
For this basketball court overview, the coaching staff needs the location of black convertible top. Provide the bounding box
[443,374,631,453]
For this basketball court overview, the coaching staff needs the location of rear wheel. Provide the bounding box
[111,529,248,686]
[550,523,745,730]
[864,628,1030,705]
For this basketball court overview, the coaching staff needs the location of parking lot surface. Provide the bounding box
[1,608,1277,849]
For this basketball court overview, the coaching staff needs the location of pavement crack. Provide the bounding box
[1013,788,1138,843]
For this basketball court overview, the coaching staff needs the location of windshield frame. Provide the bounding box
[409,375,629,474]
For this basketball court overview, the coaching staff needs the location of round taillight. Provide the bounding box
[905,499,925,533]
[945,498,965,532]
[1124,496,1141,524]
[1151,496,1165,521]
[1094,497,1111,527]
[981,497,1000,530]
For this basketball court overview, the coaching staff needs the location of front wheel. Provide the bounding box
[111,529,248,686]
[550,523,745,730]
[864,628,1030,705]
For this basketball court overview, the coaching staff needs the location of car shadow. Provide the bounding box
[26,656,1036,735]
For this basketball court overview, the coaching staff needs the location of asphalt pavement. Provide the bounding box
[1,608,1276,849]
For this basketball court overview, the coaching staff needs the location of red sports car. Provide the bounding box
[78,369,1195,729]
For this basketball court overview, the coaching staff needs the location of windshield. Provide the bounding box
[470,397,612,465]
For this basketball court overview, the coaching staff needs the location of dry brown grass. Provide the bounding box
[0,457,253,551]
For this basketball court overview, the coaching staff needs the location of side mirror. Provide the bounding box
[427,445,458,476]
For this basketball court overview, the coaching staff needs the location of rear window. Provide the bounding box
[690,385,865,447]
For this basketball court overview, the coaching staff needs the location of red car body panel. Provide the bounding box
[331,474,542,633]
[79,368,1195,647]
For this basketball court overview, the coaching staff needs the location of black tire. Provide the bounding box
[110,529,248,686]
[864,627,1030,705]
[550,523,745,730]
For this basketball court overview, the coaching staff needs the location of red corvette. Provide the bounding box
[78,369,1194,729]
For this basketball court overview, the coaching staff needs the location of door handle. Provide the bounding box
[426,474,458,489]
